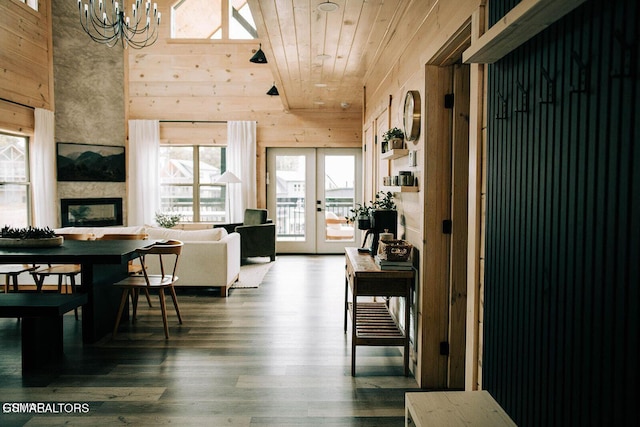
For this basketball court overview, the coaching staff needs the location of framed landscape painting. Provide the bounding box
[57,142,125,182]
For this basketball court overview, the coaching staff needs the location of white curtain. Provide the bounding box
[128,120,159,225]
[32,108,56,227]
[227,121,257,223]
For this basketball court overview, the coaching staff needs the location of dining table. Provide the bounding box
[0,239,146,343]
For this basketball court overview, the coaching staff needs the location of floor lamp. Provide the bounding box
[216,171,242,222]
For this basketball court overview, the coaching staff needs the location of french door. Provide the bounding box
[266,148,362,254]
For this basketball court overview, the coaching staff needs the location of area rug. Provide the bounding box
[232,259,274,289]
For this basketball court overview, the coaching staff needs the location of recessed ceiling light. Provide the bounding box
[315,83,328,87]
[314,100,326,105]
[316,54,332,60]
[318,1,339,12]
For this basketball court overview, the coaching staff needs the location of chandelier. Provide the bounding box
[77,0,161,49]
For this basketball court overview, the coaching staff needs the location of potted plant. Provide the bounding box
[346,203,373,230]
[383,127,405,150]
[155,211,182,228]
[372,191,396,210]
[371,191,397,254]
[0,225,62,247]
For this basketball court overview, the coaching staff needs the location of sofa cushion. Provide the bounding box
[145,226,227,242]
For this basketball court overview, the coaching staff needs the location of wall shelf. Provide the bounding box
[462,0,587,64]
[382,185,419,193]
[381,149,409,160]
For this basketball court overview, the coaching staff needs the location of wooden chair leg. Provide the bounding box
[158,289,169,339]
[168,286,183,324]
[32,273,44,292]
[143,288,153,307]
[113,288,129,338]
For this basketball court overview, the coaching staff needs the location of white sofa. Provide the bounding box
[54,225,241,297]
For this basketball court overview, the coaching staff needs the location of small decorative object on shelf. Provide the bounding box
[382,127,405,152]
[0,225,63,247]
[155,212,182,228]
[377,239,412,263]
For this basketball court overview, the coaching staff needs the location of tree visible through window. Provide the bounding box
[159,145,228,222]
[172,0,257,40]
[0,133,31,227]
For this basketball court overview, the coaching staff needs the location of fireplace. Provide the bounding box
[61,198,123,227]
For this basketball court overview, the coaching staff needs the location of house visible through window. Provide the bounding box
[0,132,31,227]
[159,145,228,222]
[172,0,257,40]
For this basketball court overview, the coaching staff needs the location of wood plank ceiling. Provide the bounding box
[248,0,413,112]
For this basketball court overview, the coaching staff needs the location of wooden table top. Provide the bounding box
[345,247,415,279]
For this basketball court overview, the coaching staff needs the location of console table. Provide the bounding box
[344,247,414,376]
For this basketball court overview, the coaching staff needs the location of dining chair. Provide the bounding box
[97,233,152,307]
[31,233,94,319]
[112,239,183,339]
[0,264,39,293]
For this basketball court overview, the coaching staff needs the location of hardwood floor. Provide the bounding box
[0,255,419,426]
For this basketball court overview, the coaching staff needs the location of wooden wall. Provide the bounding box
[483,0,639,424]
[127,1,362,208]
[0,0,53,133]
[363,0,481,388]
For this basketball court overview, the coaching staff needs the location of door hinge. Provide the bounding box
[442,219,452,234]
[444,93,454,109]
[440,341,450,356]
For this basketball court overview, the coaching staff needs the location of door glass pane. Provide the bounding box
[275,155,306,241]
[324,155,355,242]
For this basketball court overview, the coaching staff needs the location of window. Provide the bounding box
[172,0,257,40]
[17,0,38,11]
[159,145,228,222]
[0,132,31,227]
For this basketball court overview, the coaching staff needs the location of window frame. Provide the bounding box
[159,144,228,223]
[0,131,33,227]
[170,0,257,41]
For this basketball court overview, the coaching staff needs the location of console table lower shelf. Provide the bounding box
[349,302,405,344]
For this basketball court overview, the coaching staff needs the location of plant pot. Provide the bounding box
[0,236,64,248]
[389,138,404,149]
[357,216,372,230]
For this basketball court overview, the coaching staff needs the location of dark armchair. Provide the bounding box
[215,209,276,261]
